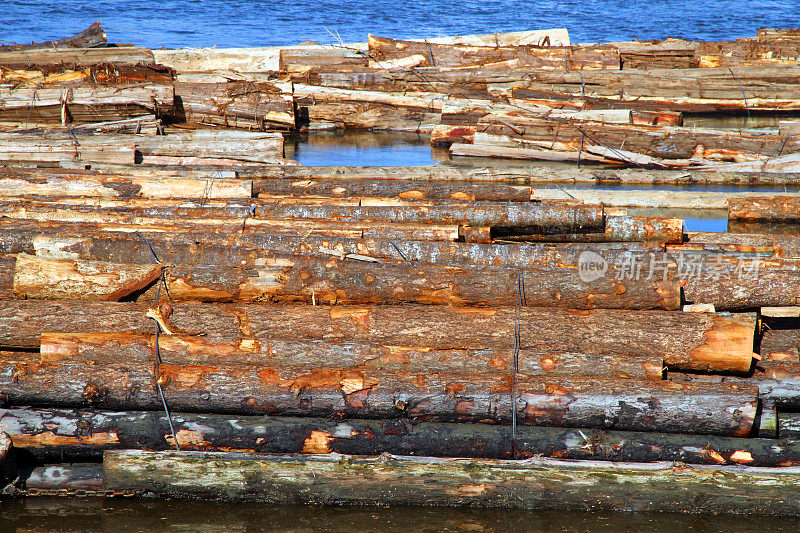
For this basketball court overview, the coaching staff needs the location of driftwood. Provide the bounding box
[0,22,107,51]
[103,450,800,514]
[0,47,156,69]
[0,352,756,434]
[0,301,757,373]
[4,409,792,465]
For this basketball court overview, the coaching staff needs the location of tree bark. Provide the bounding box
[728,196,800,221]
[0,47,155,68]
[10,253,682,310]
[0,354,756,434]
[0,301,756,372]
[5,408,792,465]
[40,332,665,380]
[103,450,800,514]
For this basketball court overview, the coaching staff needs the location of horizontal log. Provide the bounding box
[24,463,102,491]
[778,411,800,439]
[0,47,155,68]
[0,301,756,373]
[254,178,533,202]
[12,253,681,309]
[103,450,800,514]
[13,254,163,301]
[760,330,800,360]
[0,353,756,434]
[728,196,800,221]
[367,35,618,70]
[495,216,683,243]
[5,409,792,465]
[686,232,800,258]
[0,171,251,199]
[41,332,664,380]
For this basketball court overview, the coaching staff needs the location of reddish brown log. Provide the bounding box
[0,301,756,373]
[728,196,800,221]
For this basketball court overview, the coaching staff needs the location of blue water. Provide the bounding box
[4,0,800,49]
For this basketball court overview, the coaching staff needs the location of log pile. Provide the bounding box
[2,23,800,515]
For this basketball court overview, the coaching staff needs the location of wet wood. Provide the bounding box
[0,352,756,434]
[13,253,163,301]
[6,408,794,465]
[40,331,665,380]
[103,449,800,514]
[495,216,683,244]
[24,463,103,491]
[0,301,757,373]
[728,196,800,221]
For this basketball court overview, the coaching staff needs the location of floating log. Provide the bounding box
[367,35,619,70]
[103,450,800,514]
[171,80,295,130]
[5,408,795,465]
[0,352,756,434]
[11,253,681,310]
[40,332,665,380]
[0,22,106,51]
[24,464,103,491]
[728,196,800,221]
[0,301,757,373]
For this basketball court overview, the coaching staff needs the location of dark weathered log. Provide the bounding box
[41,332,665,380]
[5,409,792,465]
[0,301,756,373]
[254,178,533,202]
[11,253,680,309]
[760,330,800,360]
[778,411,800,439]
[24,464,103,491]
[0,225,663,269]
[367,35,619,70]
[495,216,683,243]
[104,450,800,514]
[686,231,800,258]
[728,196,800,221]
[0,22,106,51]
[0,353,756,434]
[171,80,295,130]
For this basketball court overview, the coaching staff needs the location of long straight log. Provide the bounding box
[0,47,155,68]
[0,301,756,372]
[103,450,800,514]
[41,332,665,380]
[1,225,663,269]
[5,409,792,465]
[11,253,681,309]
[254,178,533,202]
[495,216,684,243]
[367,35,618,70]
[0,353,756,434]
[729,196,800,221]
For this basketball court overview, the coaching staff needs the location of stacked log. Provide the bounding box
[2,24,800,514]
